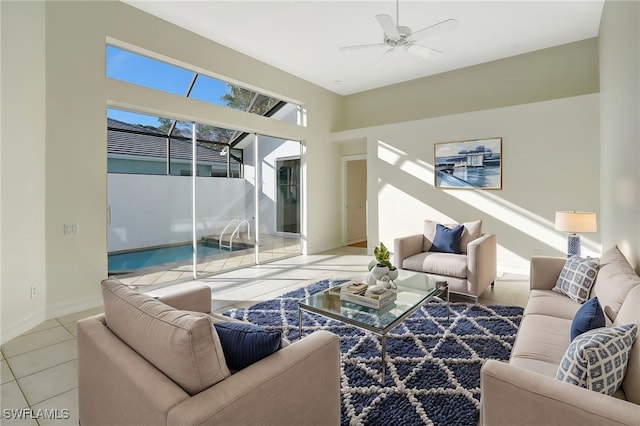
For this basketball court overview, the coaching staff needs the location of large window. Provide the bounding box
[106,45,302,125]
[107,109,242,177]
[106,44,303,290]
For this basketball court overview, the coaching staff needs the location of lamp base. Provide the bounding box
[567,234,581,258]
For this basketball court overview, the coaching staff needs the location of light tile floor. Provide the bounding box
[1,246,530,425]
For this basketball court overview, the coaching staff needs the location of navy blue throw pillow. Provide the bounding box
[429,224,464,254]
[214,322,282,370]
[570,297,605,341]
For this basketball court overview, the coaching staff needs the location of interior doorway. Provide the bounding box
[344,157,367,246]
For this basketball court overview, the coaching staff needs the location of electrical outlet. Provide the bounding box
[30,286,37,299]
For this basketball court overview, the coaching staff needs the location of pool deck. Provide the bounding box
[115,234,301,290]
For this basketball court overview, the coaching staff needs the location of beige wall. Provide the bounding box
[1,1,343,342]
[334,38,601,272]
[337,38,599,131]
[334,94,600,273]
[599,0,640,268]
[1,1,48,341]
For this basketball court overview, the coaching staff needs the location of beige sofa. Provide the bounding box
[481,246,640,426]
[78,279,341,426]
[394,219,497,300]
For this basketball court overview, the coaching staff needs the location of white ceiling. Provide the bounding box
[123,1,604,96]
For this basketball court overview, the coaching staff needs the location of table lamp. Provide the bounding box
[554,211,597,257]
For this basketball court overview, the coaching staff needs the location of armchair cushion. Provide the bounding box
[101,279,230,396]
[403,252,467,278]
[214,322,282,370]
[423,219,482,253]
[429,224,464,254]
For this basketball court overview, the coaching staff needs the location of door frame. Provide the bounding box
[342,154,367,246]
[275,155,301,237]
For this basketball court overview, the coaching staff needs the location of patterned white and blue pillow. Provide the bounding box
[556,324,637,395]
[553,256,599,304]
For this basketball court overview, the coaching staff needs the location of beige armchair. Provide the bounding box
[78,279,341,426]
[394,220,497,301]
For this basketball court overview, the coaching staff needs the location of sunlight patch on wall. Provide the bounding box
[376,139,600,258]
[378,141,434,186]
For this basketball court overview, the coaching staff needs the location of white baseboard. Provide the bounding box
[46,295,104,321]
[1,310,47,345]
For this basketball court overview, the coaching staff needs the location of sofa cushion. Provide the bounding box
[591,246,640,322]
[429,224,464,254]
[524,290,583,321]
[556,324,637,396]
[510,314,573,377]
[423,219,482,254]
[402,252,467,278]
[101,279,230,395]
[552,256,599,304]
[571,297,605,340]
[615,285,640,404]
[214,322,282,370]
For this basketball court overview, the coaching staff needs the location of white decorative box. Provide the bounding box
[340,285,397,309]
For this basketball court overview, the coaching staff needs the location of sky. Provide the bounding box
[106,45,229,127]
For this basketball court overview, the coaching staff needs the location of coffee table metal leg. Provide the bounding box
[298,308,302,340]
[381,334,386,383]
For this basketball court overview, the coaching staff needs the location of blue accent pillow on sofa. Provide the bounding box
[570,297,605,340]
[429,224,464,254]
[214,322,282,370]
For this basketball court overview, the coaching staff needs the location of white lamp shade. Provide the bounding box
[555,211,597,233]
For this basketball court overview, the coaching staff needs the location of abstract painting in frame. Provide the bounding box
[434,137,502,189]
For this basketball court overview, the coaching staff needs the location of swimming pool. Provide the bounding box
[108,241,250,273]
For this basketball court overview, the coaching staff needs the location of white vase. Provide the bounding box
[370,265,389,280]
[387,268,398,280]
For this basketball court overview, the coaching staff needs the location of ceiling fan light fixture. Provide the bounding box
[406,44,431,59]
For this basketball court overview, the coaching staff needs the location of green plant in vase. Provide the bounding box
[369,242,398,281]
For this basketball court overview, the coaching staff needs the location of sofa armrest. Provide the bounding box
[530,256,566,291]
[157,285,212,313]
[481,360,640,426]
[167,330,341,426]
[466,234,497,292]
[394,234,424,267]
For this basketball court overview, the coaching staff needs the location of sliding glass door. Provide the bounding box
[107,110,302,288]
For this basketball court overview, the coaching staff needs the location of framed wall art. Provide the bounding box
[434,137,502,189]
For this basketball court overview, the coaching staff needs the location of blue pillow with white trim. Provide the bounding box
[570,297,606,340]
[214,322,282,370]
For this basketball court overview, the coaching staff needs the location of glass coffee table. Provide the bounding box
[298,270,448,381]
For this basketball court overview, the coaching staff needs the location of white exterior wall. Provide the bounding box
[107,174,251,252]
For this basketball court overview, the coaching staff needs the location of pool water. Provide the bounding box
[108,241,245,273]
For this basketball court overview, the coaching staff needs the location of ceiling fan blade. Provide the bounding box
[405,44,443,60]
[374,48,398,68]
[340,42,387,51]
[375,14,400,38]
[411,18,459,41]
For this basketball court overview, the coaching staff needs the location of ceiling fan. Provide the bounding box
[340,0,459,67]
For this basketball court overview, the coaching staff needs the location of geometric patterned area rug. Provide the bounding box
[223,279,524,426]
